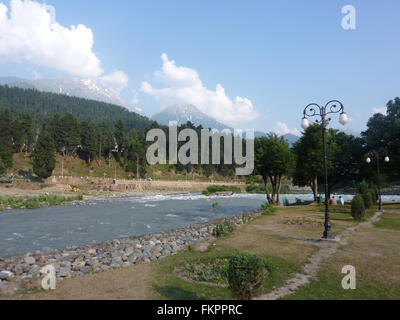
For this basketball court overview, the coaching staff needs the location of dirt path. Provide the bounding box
[254,210,384,300]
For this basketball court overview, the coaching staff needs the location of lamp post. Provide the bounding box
[301,100,349,239]
[366,153,389,211]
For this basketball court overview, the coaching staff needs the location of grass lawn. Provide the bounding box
[374,212,400,231]
[284,206,400,300]
[4,203,399,300]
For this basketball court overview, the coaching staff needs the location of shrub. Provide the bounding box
[228,252,266,300]
[361,193,373,209]
[368,188,377,204]
[212,221,234,237]
[25,198,40,209]
[202,185,241,196]
[260,203,276,216]
[358,180,369,195]
[245,184,265,194]
[351,194,365,220]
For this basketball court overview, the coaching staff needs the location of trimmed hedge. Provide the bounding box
[368,188,377,204]
[351,194,365,220]
[361,193,373,209]
[228,252,266,300]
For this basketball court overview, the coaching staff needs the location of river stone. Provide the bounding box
[24,256,35,265]
[125,247,134,256]
[13,265,23,276]
[160,248,170,256]
[0,272,9,280]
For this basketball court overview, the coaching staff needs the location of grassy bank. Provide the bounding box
[0,194,83,210]
[202,185,242,196]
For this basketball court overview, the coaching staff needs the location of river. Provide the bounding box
[1,193,399,258]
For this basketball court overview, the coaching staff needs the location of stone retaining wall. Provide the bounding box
[0,210,262,286]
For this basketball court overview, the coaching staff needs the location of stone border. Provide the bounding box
[0,210,262,286]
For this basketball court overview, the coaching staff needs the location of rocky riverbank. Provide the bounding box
[0,210,262,291]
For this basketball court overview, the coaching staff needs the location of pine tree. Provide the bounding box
[33,132,56,180]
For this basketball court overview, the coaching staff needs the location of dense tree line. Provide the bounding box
[0,87,240,179]
[0,85,398,187]
[253,98,399,204]
[0,85,154,130]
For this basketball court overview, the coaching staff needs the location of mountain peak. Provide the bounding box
[0,76,143,115]
[152,104,232,130]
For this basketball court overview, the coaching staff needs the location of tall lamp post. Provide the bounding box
[366,153,390,211]
[301,100,349,239]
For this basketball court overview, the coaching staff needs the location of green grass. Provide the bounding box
[151,243,304,300]
[245,184,290,194]
[374,213,400,231]
[202,185,241,196]
[283,270,400,300]
[315,204,376,221]
[0,194,83,210]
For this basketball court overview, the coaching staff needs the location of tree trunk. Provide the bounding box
[276,174,282,206]
[269,175,276,205]
[263,176,273,204]
[311,176,318,201]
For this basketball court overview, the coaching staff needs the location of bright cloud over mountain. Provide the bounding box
[141,53,258,126]
[0,0,128,92]
[272,121,300,136]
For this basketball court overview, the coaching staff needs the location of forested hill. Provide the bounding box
[0,85,155,130]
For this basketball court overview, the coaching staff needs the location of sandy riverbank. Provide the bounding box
[0,178,248,198]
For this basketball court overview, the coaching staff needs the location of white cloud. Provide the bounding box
[272,121,300,136]
[131,91,139,106]
[141,53,258,126]
[33,70,41,80]
[0,0,130,99]
[0,0,103,78]
[99,70,129,94]
[372,107,387,116]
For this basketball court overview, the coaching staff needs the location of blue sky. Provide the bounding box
[1,0,399,134]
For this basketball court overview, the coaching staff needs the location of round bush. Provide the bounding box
[361,193,373,209]
[228,252,266,300]
[368,188,377,204]
[351,194,365,220]
[358,180,369,195]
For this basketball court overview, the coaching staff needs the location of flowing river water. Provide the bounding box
[1,193,400,258]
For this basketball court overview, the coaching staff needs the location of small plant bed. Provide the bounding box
[283,216,324,227]
[176,257,231,287]
[202,185,241,196]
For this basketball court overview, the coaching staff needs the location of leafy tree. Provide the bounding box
[254,134,294,205]
[362,98,400,181]
[21,114,34,152]
[292,124,351,200]
[292,124,324,201]
[0,158,5,175]
[79,121,98,163]
[33,132,56,180]
[114,120,126,155]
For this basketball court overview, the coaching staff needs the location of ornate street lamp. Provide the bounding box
[366,152,390,211]
[301,100,348,239]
